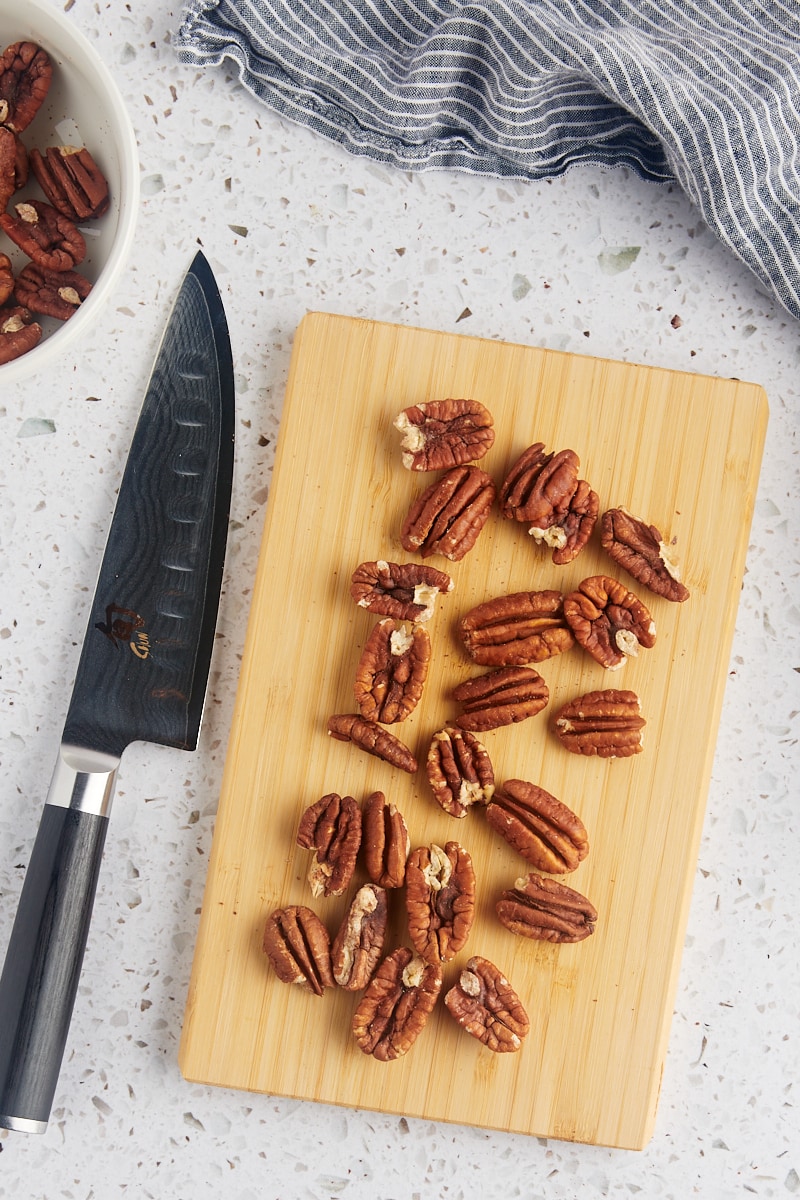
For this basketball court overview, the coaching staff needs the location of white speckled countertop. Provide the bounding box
[1,1,798,1196]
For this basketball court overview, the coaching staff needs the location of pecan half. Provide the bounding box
[262,905,335,995]
[486,779,589,873]
[563,574,656,669]
[425,727,495,818]
[0,42,52,133]
[353,618,431,724]
[0,305,41,364]
[452,665,549,732]
[444,956,530,1053]
[535,476,599,565]
[0,127,18,210]
[0,253,13,306]
[405,841,476,964]
[496,873,598,943]
[458,589,575,666]
[362,789,410,888]
[0,200,86,272]
[14,262,92,320]
[296,792,362,897]
[553,688,645,758]
[0,127,29,211]
[400,465,496,561]
[393,398,495,470]
[327,713,418,773]
[350,559,453,623]
[501,443,573,521]
[352,947,443,1061]
[331,884,388,991]
[499,443,597,563]
[601,507,691,603]
[29,145,110,221]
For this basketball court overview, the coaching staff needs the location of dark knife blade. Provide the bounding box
[0,250,234,1134]
[63,250,234,756]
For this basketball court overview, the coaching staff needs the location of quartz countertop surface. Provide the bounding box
[0,2,798,1197]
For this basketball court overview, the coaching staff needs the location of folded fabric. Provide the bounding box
[175,0,800,321]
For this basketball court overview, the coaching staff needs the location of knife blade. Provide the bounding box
[0,250,234,1134]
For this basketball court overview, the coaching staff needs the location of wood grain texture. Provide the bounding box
[178,313,767,1149]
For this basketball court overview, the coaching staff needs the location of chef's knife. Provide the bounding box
[0,250,234,1134]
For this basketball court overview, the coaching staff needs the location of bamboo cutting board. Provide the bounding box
[179,313,767,1150]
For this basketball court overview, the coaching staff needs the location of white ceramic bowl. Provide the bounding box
[0,0,139,383]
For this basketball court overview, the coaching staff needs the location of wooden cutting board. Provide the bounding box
[179,313,767,1150]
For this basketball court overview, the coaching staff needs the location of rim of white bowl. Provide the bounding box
[0,0,140,384]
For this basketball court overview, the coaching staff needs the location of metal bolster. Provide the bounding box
[0,1113,48,1134]
[45,745,120,818]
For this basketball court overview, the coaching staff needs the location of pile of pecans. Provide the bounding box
[0,40,110,365]
[264,787,531,1060]
[263,397,691,1063]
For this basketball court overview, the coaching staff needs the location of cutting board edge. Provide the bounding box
[175,1051,659,1151]
[620,383,768,1147]
[296,308,772,398]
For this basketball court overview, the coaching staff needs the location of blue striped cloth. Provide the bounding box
[175,0,800,320]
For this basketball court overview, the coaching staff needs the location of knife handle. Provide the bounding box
[0,749,117,1133]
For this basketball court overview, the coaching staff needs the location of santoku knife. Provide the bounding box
[0,250,235,1134]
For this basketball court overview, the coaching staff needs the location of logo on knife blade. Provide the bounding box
[95,604,151,659]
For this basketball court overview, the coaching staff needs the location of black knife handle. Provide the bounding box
[0,803,109,1132]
